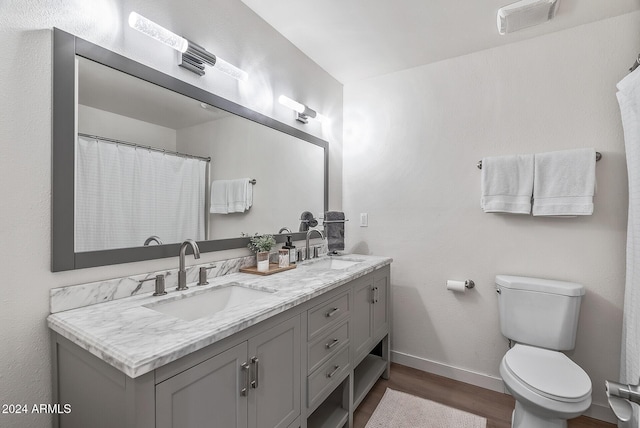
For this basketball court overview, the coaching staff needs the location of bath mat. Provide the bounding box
[365,388,487,428]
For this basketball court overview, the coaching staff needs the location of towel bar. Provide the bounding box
[322,219,350,224]
[477,152,601,169]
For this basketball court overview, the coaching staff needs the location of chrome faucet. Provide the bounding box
[144,235,163,246]
[177,239,201,291]
[305,229,325,259]
[278,227,292,234]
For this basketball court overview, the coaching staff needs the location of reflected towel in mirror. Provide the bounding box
[324,211,345,252]
[210,178,253,214]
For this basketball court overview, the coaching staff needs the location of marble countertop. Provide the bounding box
[47,254,392,378]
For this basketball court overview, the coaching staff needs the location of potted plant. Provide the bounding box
[248,234,276,272]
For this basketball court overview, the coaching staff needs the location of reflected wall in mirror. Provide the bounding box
[52,28,328,271]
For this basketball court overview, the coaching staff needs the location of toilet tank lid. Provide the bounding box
[496,275,585,296]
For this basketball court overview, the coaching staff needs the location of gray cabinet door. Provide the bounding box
[156,342,249,428]
[352,275,374,365]
[248,316,301,428]
[372,269,389,342]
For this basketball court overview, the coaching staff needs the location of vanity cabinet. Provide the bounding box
[352,270,389,366]
[156,342,248,428]
[156,316,300,428]
[51,263,391,428]
[351,266,390,412]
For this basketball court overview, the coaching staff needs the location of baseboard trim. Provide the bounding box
[391,350,505,393]
[390,350,617,424]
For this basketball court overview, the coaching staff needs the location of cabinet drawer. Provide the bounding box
[307,347,349,408]
[308,321,349,374]
[307,292,349,340]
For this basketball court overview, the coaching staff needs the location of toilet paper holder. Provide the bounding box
[446,279,475,292]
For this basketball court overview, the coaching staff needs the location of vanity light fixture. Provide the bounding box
[128,12,248,81]
[278,95,326,124]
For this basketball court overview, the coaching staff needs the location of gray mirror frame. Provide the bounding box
[52,28,329,271]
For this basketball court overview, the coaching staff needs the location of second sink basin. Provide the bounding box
[301,258,364,270]
[145,283,274,321]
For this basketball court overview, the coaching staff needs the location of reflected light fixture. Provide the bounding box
[128,12,248,81]
[278,95,326,124]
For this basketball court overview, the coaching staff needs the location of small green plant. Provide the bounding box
[248,234,276,253]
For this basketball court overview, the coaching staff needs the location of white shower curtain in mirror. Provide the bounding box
[75,136,207,252]
[617,68,640,427]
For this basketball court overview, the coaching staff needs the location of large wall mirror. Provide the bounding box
[52,28,328,271]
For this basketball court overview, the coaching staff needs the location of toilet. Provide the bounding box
[496,275,592,428]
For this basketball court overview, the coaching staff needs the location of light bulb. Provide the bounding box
[315,113,328,123]
[214,57,248,82]
[278,95,306,114]
[128,12,189,53]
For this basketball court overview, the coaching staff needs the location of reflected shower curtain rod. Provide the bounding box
[78,133,211,162]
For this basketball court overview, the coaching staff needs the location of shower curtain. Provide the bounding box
[617,68,640,427]
[75,136,207,252]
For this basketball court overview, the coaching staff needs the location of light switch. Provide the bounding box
[360,213,368,227]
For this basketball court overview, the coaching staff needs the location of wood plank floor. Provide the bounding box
[353,363,615,428]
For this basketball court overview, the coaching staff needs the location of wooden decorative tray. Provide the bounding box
[240,263,297,276]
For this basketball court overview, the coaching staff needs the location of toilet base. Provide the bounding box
[512,401,567,428]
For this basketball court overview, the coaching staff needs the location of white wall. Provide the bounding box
[177,115,324,239]
[0,1,341,427]
[343,12,639,419]
[78,104,177,149]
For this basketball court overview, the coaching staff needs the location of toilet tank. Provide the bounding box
[496,275,585,350]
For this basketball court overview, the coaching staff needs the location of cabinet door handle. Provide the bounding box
[326,338,340,349]
[325,307,340,317]
[250,356,259,389]
[240,362,250,396]
[373,286,379,303]
[326,365,340,378]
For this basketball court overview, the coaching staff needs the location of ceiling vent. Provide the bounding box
[497,0,559,35]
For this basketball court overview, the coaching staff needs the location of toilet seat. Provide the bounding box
[503,344,591,402]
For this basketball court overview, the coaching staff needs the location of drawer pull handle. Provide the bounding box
[250,356,259,389]
[240,362,250,396]
[326,339,340,349]
[327,365,340,378]
[326,307,340,317]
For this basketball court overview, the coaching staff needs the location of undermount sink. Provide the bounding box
[144,283,274,321]
[301,258,364,270]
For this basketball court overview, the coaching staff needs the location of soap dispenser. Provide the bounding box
[283,235,296,264]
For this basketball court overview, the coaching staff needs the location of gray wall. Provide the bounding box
[0,1,342,427]
[343,12,639,421]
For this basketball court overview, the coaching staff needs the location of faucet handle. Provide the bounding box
[139,275,167,296]
[198,265,217,286]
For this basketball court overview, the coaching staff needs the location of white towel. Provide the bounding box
[481,154,534,214]
[532,149,596,216]
[210,178,253,214]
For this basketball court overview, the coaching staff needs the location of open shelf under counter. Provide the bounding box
[353,353,388,410]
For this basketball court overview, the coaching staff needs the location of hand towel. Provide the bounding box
[210,178,253,214]
[210,180,230,214]
[481,154,534,214]
[324,211,345,252]
[228,178,253,213]
[532,149,596,216]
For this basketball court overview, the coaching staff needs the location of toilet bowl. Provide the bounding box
[495,275,592,427]
[500,344,591,428]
